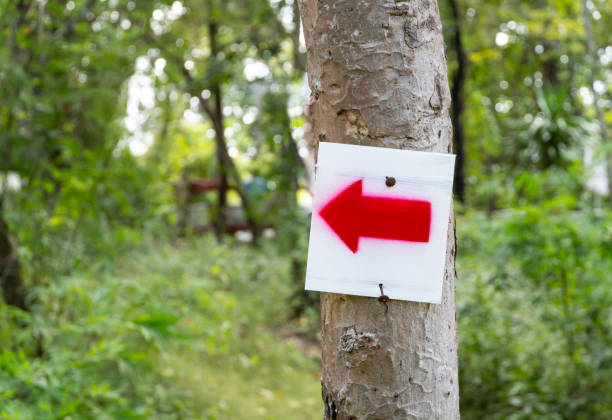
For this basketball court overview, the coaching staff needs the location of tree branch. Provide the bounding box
[180,65,216,120]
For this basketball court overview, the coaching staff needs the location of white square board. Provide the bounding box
[305,142,455,303]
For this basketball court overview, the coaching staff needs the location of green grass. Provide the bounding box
[0,236,323,419]
[7,206,610,419]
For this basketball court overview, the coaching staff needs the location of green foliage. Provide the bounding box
[0,238,322,419]
[0,0,610,418]
[0,0,169,284]
[457,201,612,419]
[441,0,612,206]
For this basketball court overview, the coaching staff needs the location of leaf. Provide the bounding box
[132,313,179,328]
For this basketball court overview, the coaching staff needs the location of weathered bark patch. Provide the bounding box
[339,327,379,353]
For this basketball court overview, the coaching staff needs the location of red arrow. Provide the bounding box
[319,179,431,253]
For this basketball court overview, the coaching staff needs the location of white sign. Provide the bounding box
[305,142,455,304]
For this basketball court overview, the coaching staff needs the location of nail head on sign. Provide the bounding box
[385,176,396,187]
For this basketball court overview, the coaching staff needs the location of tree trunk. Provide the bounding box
[0,211,28,311]
[449,0,466,203]
[297,0,460,418]
[208,21,260,242]
[212,86,229,241]
[211,100,261,243]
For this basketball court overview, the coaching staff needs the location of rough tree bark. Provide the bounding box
[298,0,460,418]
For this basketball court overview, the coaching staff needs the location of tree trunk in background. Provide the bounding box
[0,211,28,311]
[208,21,260,243]
[1,3,30,312]
[449,0,466,203]
[211,95,260,242]
[298,0,459,418]
[212,82,229,240]
[207,20,228,240]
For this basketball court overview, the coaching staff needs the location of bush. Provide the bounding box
[457,200,612,419]
[0,237,322,419]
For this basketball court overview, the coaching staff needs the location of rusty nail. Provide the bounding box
[385,176,396,187]
[378,283,390,314]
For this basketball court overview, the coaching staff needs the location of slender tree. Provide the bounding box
[0,1,31,310]
[150,0,290,242]
[0,199,28,311]
[298,0,460,418]
[449,0,467,202]
[173,18,260,241]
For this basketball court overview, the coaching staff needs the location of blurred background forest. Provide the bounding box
[1,0,611,418]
